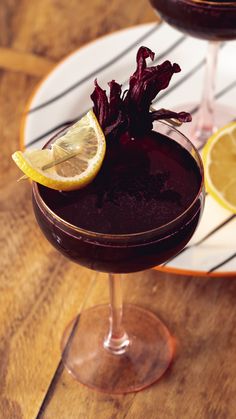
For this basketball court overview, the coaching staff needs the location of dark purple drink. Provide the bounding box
[32,127,203,273]
[150,0,236,41]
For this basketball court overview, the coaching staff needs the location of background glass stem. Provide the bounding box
[193,41,220,146]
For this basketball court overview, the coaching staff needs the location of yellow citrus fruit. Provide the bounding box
[12,110,106,191]
[202,121,236,213]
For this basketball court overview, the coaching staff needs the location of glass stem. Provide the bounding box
[104,273,130,355]
[193,41,220,146]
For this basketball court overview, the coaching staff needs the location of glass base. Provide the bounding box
[173,103,236,149]
[61,304,174,394]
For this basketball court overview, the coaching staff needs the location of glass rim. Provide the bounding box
[184,0,236,6]
[32,120,204,242]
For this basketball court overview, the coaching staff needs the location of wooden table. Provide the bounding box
[1,0,236,418]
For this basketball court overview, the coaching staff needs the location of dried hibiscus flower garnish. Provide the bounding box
[91,46,191,139]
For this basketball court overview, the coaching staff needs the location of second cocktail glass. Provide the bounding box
[150,0,236,147]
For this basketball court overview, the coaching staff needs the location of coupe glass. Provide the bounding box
[32,121,204,393]
[150,0,236,148]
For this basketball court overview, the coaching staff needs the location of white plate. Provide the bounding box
[21,22,236,277]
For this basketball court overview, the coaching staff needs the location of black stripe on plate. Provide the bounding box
[26,40,236,149]
[26,35,187,146]
[194,214,235,245]
[28,24,160,114]
[163,214,236,266]
[27,120,77,146]
[189,78,236,117]
[153,58,205,103]
[26,74,236,147]
[208,252,236,273]
[216,78,236,100]
[153,43,225,105]
[164,78,236,152]
[62,35,186,126]
[111,34,186,97]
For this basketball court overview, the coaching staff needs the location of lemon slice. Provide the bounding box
[202,121,236,213]
[12,110,106,191]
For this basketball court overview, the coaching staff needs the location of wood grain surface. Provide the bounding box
[1,0,236,418]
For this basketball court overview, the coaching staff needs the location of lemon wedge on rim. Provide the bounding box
[12,110,106,191]
[202,121,236,213]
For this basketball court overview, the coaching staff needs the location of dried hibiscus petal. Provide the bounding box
[90,46,191,140]
[90,79,109,128]
[150,108,192,123]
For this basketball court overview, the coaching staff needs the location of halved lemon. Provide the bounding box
[12,110,106,191]
[202,121,236,213]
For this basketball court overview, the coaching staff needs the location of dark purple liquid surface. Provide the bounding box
[151,0,236,41]
[33,131,203,272]
[38,131,201,234]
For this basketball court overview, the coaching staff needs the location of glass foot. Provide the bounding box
[61,304,174,394]
[172,103,236,149]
